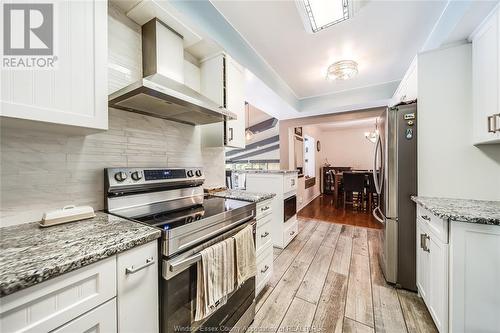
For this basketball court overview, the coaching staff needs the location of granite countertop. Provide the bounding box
[210,189,276,203]
[235,169,298,174]
[411,196,500,226]
[0,212,161,297]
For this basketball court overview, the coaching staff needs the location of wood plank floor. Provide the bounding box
[251,218,437,333]
[298,195,383,229]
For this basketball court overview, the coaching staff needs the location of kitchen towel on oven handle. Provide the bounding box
[233,224,256,286]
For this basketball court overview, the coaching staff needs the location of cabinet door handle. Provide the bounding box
[289,230,296,236]
[261,206,270,212]
[421,234,430,253]
[488,116,496,133]
[260,265,269,273]
[228,127,234,141]
[261,231,270,238]
[125,257,155,275]
[495,113,500,132]
[421,215,431,221]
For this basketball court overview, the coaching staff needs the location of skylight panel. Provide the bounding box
[296,0,351,33]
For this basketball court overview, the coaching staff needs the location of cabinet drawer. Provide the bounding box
[417,206,449,243]
[283,217,298,248]
[117,241,158,333]
[283,174,298,193]
[256,215,273,256]
[256,244,273,295]
[51,298,117,333]
[256,200,273,220]
[0,257,116,333]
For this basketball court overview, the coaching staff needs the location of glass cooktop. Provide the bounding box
[113,195,252,231]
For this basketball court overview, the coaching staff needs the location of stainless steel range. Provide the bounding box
[104,167,256,333]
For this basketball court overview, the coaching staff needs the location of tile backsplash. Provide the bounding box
[0,3,226,226]
[0,110,225,226]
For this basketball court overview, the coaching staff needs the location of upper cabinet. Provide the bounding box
[0,0,108,130]
[471,5,500,144]
[199,53,246,149]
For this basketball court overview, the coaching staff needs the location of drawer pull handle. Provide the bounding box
[421,215,431,221]
[125,257,155,275]
[261,265,269,273]
[261,232,269,238]
[289,230,295,236]
[261,206,270,212]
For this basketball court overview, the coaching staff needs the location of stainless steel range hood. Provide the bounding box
[109,19,236,125]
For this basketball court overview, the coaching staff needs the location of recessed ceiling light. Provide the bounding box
[295,0,351,33]
[326,60,358,80]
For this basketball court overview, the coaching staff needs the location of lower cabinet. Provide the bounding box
[0,240,159,333]
[255,199,274,295]
[416,205,500,333]
[51,299,117,333]
[117,241,159,333]
[416,208,448,333]
[449,222,500,332]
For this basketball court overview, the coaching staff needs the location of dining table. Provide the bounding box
[332,170,373,208]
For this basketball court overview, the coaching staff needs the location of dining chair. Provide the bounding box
[343,172,366,211]
[366,172,378,211]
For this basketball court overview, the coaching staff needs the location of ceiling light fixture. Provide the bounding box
[296,0,351,33]
[326,60,358,81]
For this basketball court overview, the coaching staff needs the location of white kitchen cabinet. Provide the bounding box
[245,172,298,249]
[51,299,117,333]
[416,220,429,300]
[449,222,500,332]
[255,199,273,295]
[0,0,108,130]
[117,241,159,333]
[199,53,246,148]
[0,256,116,333]
[471,5,500,144]
[416,207,448,333]
[0,240,159,333]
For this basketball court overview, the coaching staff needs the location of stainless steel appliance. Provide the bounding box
[108,19,236,125]
[284,194,297,222]
[372,102,417,291]
[105,167,256,333]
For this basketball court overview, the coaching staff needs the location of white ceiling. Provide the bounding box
[211,0,447,99]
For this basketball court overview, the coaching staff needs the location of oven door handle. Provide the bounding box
[168,216,255,273]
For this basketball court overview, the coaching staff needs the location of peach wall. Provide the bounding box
[321,127,376,170]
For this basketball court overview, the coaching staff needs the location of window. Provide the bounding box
[296,0,350,33]
[303,135,315,178]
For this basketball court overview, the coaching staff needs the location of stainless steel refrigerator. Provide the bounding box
[372,102,417,291]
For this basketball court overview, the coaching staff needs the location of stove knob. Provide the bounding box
[187,170,194,177]
[195,170,202,177]
[131,171,142,181]
[114,171,128,182]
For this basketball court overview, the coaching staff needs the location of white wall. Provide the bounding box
[0,3,225,226]
[320,127,375,170]
[418,43,500,200]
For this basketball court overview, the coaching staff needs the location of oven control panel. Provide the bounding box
[106,167,204,187]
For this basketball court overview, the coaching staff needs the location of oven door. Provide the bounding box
[284,194,297,223]
[161,220,256,333]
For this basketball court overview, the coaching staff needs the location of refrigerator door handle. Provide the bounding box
[373,134,384,195]
[372,206,385,224]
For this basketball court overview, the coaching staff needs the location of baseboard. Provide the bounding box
[298,191,321,211]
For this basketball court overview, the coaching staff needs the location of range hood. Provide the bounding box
[109,19,236,125]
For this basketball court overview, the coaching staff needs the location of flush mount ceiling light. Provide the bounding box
[295,0,351,33]
[326,60,358,80]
